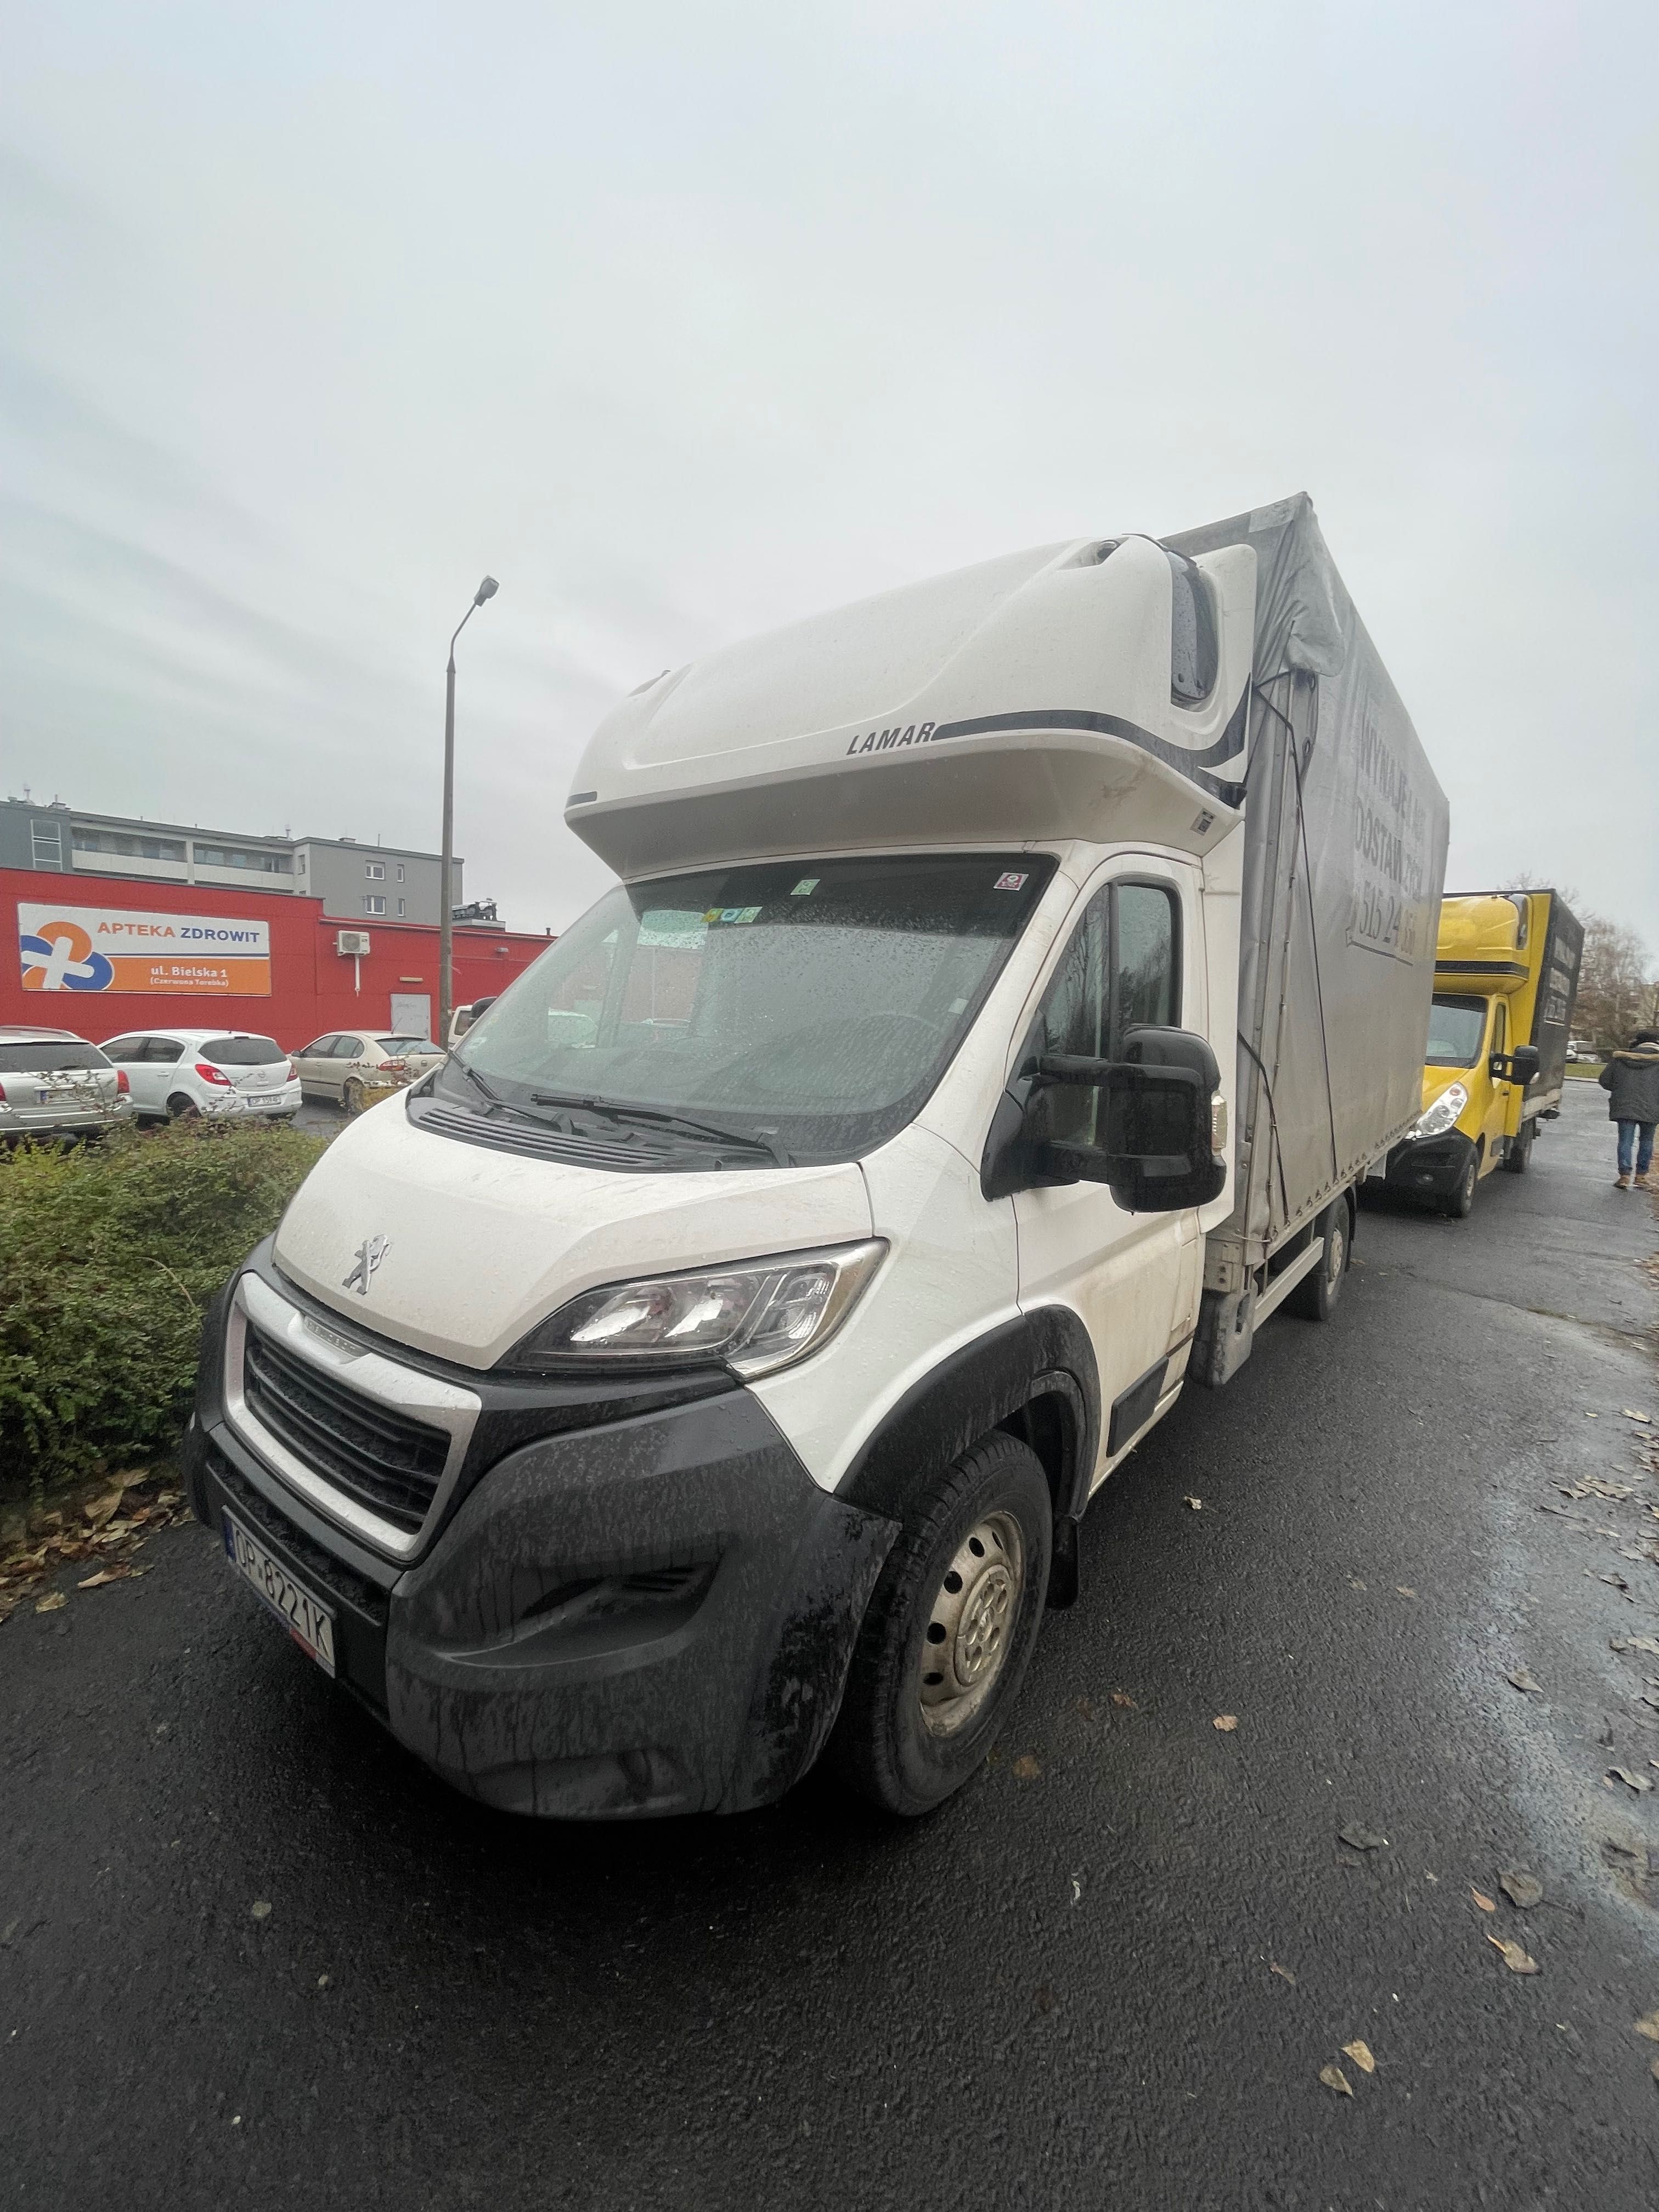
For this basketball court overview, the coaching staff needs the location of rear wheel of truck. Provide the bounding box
[1503,1119,1534,1175]
[1443,1151,1478,1218]
[1288,1200,1348,1322]
[829,1433,1052,1818]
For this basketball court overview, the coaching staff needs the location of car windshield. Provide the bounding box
[201,1036,284,1065]
[1426,995,1488,1068]
[0,1042,109,1073]
[436,853,1056,1164]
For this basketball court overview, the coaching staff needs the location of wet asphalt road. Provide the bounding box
[5,1082,1659,2211]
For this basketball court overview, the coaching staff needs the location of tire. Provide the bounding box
[342,1080,365,1116]
[1502,1119,1534,1175]
[828,1432,1052,1817]
[1443,1149,1477,1218]
[1287,1199,1348,1321]
[166,1093,200,1121]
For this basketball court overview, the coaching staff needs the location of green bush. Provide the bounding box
[0,1121,325,1498]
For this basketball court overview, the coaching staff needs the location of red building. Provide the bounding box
[3,866,552,1049]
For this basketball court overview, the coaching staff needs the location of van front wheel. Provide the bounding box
[828,1433,1052,1817]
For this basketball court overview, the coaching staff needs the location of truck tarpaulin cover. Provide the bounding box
[1170,494,1451,1256]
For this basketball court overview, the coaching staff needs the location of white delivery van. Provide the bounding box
[185,494,1449,1820]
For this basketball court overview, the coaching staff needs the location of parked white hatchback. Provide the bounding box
[99,1029,302,1123]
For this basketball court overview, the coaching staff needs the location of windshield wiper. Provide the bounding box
[454,1057,505,1108]
[528,1092,790,1167]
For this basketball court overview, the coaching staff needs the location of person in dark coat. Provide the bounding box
[1599,1031,1659,1189]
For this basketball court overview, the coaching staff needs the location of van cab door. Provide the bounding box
[1011,860,1205,1484]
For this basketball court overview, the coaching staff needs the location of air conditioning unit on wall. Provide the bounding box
[336,929,371,955]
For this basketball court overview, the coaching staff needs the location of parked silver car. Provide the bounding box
[0,1026,132,1142]
[291,1030,446,1114]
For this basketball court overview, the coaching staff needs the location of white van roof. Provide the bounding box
[565,520,1274,880]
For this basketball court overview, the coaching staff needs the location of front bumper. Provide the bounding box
[1382,1127,1476,1201]
[187,1259,896,1819]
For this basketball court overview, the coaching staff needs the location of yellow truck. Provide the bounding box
[1381,889,1583,1217]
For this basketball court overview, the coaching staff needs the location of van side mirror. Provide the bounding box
[1492,1043,1540,1086]
[980,1026,1228,1210]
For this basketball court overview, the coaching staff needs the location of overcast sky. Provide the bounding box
[4,2,1655,951]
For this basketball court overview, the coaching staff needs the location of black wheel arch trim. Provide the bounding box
[834,1307,1101,1532]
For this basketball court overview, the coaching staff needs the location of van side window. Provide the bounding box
[1026,881,1182,1144]
[1116,883,1179,1034]
[1165,550,1217,704]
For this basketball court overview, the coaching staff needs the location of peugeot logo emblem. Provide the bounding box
[342,1235,391,1295]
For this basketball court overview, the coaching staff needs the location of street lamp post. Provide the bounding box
[439,575,498,1047]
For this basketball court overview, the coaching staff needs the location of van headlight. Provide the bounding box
[1407,1083,1468,1143]
[505,1239,887,1378]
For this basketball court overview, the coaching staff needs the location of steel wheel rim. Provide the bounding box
[1327,1217,1346,1285]
[917,1509,1025,1737]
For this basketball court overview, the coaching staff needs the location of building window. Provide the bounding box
[397,899,406,916]
[365,861,385,880]
[75,827,188,862]
[192,843,291,873]
[396,864,405,883]
[364,895,386,915]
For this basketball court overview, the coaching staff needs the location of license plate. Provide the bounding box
[222,1510,336,1676]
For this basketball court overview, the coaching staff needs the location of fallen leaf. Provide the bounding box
[1624,1410,1652,1424]
[1269,1961,1296,1985]
[1074,1696,1097,1722]
[1213,1714,1238,1733]
[250,1900,272,1921]
[1348,1577,1367,1590]
[1339,1824,1389,1852]
[34,1590,66,1613]
[1318,2063,1353,2097]
[1633,2011,1659,2042]
[82,1492,123,1530]
[1341,2039,1376,2074]
[76,1567,130,1590]
[1011,1753,1042,1781]
[1600,1572,1631,1592]
[1499,1869,1544,1909]
[1396,1586,1417,1599]
[1487,1936,1540,1974]
[1506,1669,1545,1696]
[1184,1496,1203,1510]
[1109,1691,1136,1710]
[1470,1886,1497,1912]
[1607,1767,1655,1793]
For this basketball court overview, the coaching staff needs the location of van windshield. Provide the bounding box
[436,854,1055,1164]
[1426,995,1488,1068]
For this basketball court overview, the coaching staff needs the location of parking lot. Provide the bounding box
[5,1080,1658,2210]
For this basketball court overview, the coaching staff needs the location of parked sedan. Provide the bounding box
[99,1029,301,1122]
[0,1027,131,1141]
[291,1031,446,1114]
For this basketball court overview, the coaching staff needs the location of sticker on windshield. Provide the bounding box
[711,905,762,926]
[791,879,819,898]
[993,872,1029,891]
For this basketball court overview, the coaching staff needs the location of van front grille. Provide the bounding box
[243,1326,450,1534]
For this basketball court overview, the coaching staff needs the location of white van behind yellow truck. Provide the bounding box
[184,495,1449,1820]
[1382,890,1583,1217]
